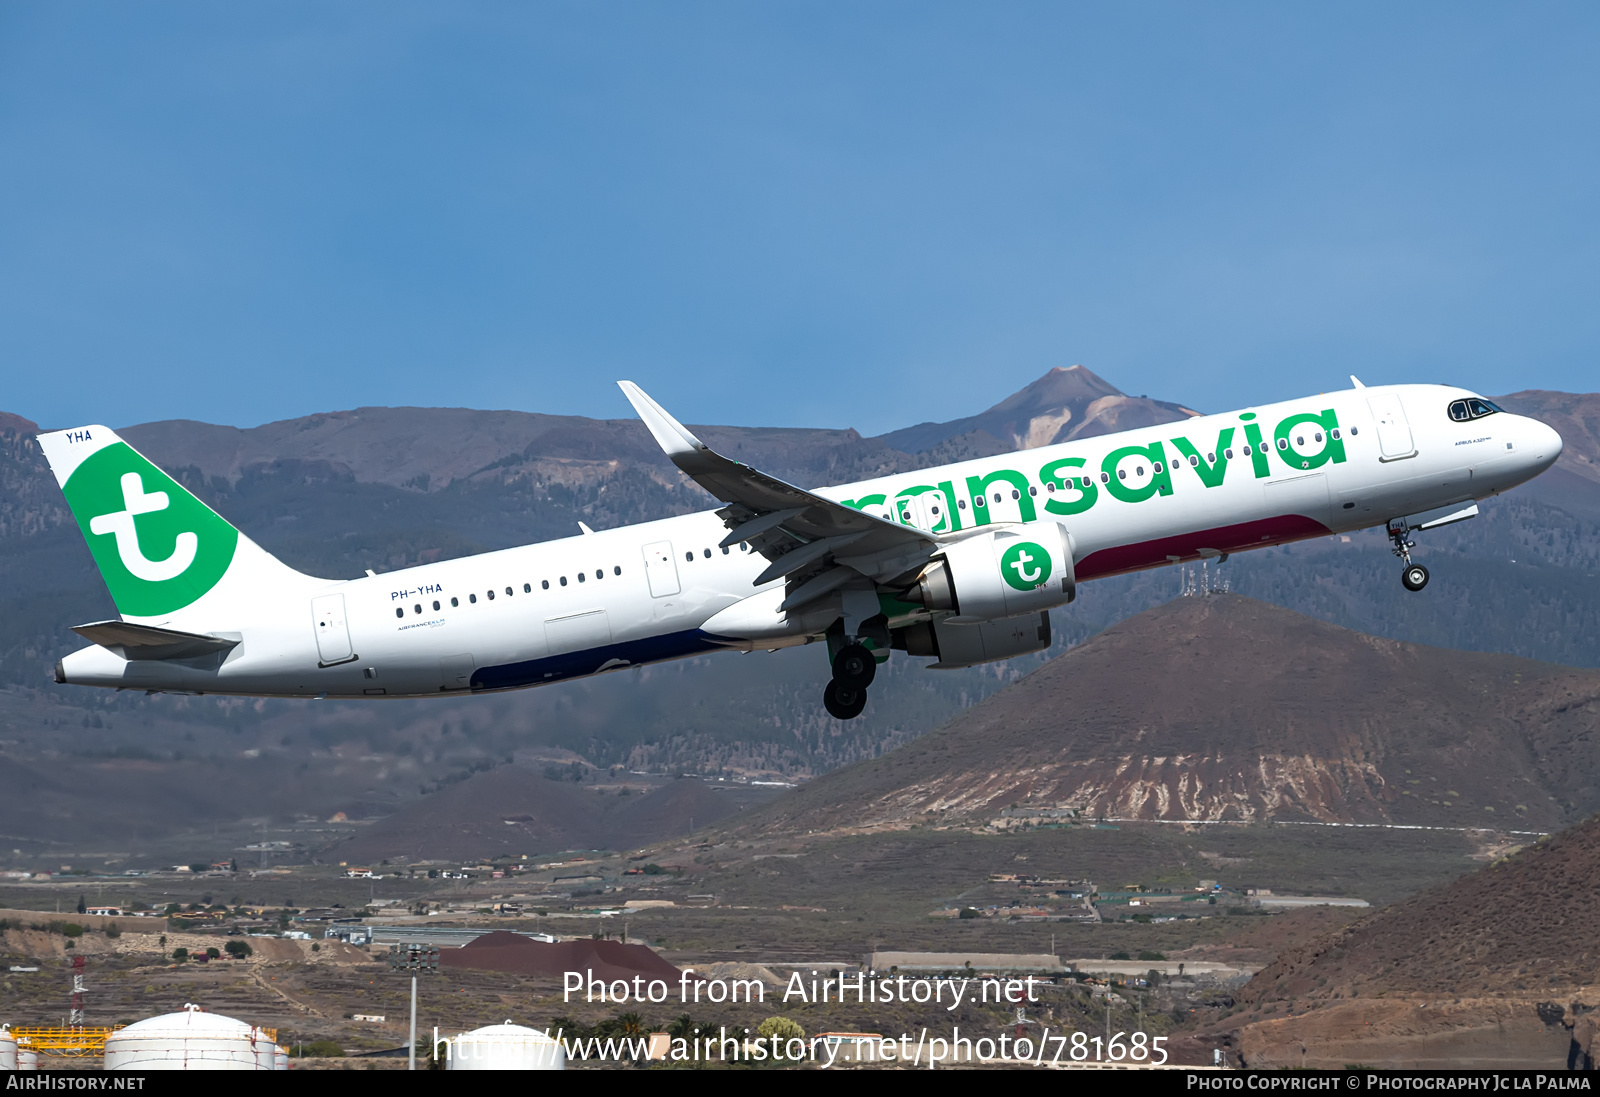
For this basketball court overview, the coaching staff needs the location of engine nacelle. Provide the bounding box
[897,611,1052,669]
[915,523,1075,624]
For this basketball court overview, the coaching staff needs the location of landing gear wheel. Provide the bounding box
[1401,563,1430,592]
[823,679,868,720]
[832,643,877,690]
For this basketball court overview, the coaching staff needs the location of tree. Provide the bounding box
[756,1016,805,1058]
[224,940,252,960]
[172,947,188,962]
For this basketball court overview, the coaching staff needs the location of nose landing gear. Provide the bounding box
[1388,519,1430,592]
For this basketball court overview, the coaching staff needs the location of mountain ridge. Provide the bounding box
[733,593,1600,836]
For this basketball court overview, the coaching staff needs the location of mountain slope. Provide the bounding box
[740,594,1600,835]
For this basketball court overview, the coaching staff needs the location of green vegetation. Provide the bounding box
[224,940,252,960]
[293,1041,345,1058]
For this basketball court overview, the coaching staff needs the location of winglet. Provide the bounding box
[617,381,707,459]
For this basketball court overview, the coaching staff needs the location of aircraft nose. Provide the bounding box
[1523,417,1563,469]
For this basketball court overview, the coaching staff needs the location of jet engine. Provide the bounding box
[909,522,1075,623]
[895,611,1052,669]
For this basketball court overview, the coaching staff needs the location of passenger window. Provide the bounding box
[433,600,440,611]
[975,496,986,507]
[524,583,531,593]
[414,604,421,614]
[578,572,586,583]
[595,569,603,579]
[993,493,1002,503]
[395,608,403,619]
[721,546,730,554]
[959,500,967,509]
[1330,431,1340,441]
[559,576,567,587]
[505,586,513,596]
[1118,469,1127,480]
[685,551,693,562]
[469,594,477,604]
[1028,486,1037,497]
[1277,438,1289,450]
[1189,455,1199,466]
[451,597,459,607]
[1225,448,1234,458]
[487,590,495,600]
[703,548,711,558]
[1207,453,1215,463]
[542,580,550,590]
[614,566,622,575]
[1099,472,1110,484]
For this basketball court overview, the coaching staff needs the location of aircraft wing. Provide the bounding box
[618,381,938,594]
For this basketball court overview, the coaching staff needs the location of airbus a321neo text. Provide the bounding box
[40,378,1562,719]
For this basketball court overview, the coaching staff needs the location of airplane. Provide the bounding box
[39,378,1562,720]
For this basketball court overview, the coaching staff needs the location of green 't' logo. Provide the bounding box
[1000,540,1052,592]
[63,443,238,617]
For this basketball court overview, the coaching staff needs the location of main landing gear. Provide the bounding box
[823,643,874,720]
[1388,519,1430,592]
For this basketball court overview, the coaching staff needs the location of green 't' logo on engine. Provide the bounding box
[62,443,238,617]
[1000,540,1051,592]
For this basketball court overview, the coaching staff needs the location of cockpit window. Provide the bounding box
[1449,398,1501,422]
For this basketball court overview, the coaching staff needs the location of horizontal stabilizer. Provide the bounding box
[71,620,240,662]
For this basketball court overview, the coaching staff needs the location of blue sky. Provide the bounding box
[2,3,1597,435]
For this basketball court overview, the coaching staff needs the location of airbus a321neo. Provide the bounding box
[40,378,1562,719]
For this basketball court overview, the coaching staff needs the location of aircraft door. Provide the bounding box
[897,489,951,533]
[642,541,681,597]
[311,594,354,665]
[1367,395,1417,461]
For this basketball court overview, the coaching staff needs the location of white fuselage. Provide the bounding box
[57,384,1563,698]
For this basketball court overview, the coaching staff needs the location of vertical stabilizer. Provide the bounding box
[37,425,319,626]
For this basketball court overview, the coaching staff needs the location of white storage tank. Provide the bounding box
[103,1005,284,1070]
[0,1027,16,1070]
[445,1022,565,1070]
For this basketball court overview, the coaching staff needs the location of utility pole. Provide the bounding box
[389,943,438,1070]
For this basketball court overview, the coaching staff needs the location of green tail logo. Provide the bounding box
[62,443,238,617]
